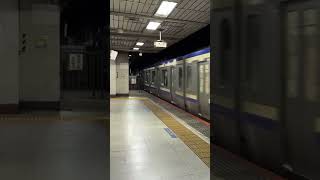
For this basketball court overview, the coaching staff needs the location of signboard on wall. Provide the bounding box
[34,35,48,48]
[130,76,137,84]
[110,50,118,61]
[69,53,83,71]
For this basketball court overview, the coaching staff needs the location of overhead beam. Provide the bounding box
[110,30,181,41]
[111,45,162,52]
[110,11,208,26]
[111,47,160,53]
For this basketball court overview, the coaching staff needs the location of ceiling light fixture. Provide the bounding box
[133,47,139,51]
[155,1,177,18]
[136,42,144,46]
[146,21,161,30]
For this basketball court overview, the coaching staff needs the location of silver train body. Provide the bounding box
[143,47,210,120]
[212,1,320,179]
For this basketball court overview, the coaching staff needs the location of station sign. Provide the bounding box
[154,40,167,48]
[68,53,83,71]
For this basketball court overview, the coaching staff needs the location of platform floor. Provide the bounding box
[126,90,286,180]
[0,98,109,180]
[110,98,210,180]
[0,118,108,180]
[130,90,210,139]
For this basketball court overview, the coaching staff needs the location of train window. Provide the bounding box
[147,71,150,83]
[205,64,210,94]
[287,11,299,98]
[145,72,147,82]
[171,68,175,87]
[247,15,260,48]
[178,67,183,89]
[245,15,261,83]
[220,19,231,82]
[200,65,204,93]
[303,9,319,101]
[151,71,156,84]
[186,66,192,88]
[162,69,168,87]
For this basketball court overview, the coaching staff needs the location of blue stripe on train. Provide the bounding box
[212,104,278,130]
[145,47,210,69]
[172,93,199,103]
[212,104,235,118]
[183,47,210,59]
[186,97,199,103]
[159,89,170,94]
[240,112,278,130]
[174,93,184,99]
[160,58,174,64]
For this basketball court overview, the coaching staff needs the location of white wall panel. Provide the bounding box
[110,60,117,95]
[0,0,19,105]
[19,3,60,102]
[116,52,129,95]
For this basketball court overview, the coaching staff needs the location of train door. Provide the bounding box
[199,61,210,119]
[170,67,175,102]
[175,63,185,109]
[285,2,320,179]
[157,68,160,96]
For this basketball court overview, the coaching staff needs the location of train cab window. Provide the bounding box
[178,67,183,89]
[162,69,168,87]
[220,19,231,82]
[186,66,192,88]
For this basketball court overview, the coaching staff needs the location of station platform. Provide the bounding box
[0,99,108,180]
[112,90,286,180]
[110,95,209,180]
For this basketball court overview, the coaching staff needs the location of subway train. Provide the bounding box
[212,1,320,179]
[143,47,210,120]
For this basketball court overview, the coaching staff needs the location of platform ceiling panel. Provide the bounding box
[110,0,210,53]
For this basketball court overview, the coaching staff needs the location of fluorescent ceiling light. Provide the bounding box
[136,42,144,46]
[155,1,177,17]
[133,47,139,51]
[146,21,161,30]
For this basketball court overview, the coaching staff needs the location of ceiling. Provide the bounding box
[110,0,210,53]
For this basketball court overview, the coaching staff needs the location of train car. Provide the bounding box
[157,59,176,102]
[148,67,158,95]
[183,48,210,119]
[212,0,320,179]
[171,57,185,110]
[143,47,210,120]
[143,68,151,92]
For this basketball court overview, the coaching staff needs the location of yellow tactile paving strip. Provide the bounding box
[142,99,210,167]
[111,97,148,100]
